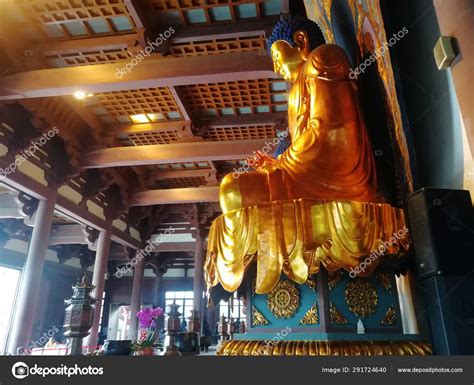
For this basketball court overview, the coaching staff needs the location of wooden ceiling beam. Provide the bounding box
[82,138,266,168]
[169,86,193,122]
[0,166,51,201]
[204,112,286,128]
[130,186,219,206]
[48,224,87,245]
[123,0,147,50]
[0,51,276,100]
[36,33,140,56]
[123,0,145,29]
[154,169,215,180]
[117,121,192,137]
[170,262,194,267]
[117,112,286,136]
[150,242,202,252]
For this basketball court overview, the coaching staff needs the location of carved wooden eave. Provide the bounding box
[49,244,96,272]
[18,99,90,171]
[182,203,220,239]
[137,205,170,243]
[14,191,38,222]
[1,167,141,249]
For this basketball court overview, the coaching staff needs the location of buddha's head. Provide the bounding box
[267,16,326,82]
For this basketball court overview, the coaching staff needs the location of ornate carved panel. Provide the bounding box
[344,279,378,318]
[267,280,300,319]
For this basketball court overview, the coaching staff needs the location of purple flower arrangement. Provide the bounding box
[132,307,164,354]
[136,307,164,329]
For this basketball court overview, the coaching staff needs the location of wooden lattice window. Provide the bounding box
[158,176,208,189]
[127,130,181,146]
[204,124,275,141]
[169,35,266,57]
[93,88,181,122]
[45,48,132,67]
[180,79,286,116]
[17,0,136,39]
[142,0,280,25]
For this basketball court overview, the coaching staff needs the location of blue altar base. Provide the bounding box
[241,267,408,342]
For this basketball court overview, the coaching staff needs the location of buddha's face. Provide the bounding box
[271,40,303,82]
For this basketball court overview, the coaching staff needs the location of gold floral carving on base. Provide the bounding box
[252,306,269,326]
[217,340,432,356]
[330,303,348,325]
[381,305,396,326]
[327,270,344,291]
[267,280,300,319]
[376,273,392,293]
[345,279,378,318]
[299,303,319,325]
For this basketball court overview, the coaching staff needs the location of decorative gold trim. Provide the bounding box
[327,270,344,291]
[381,305,396,326]
[376,273,392,293]
[252,306,269,326]
[306,275,317,291]
[267,280,300,319]
[217,340,432,356]
[299,303,318,325]
[329,303,348,325]
[345,279,378,318]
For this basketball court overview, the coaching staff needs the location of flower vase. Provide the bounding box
[134,346,155,356]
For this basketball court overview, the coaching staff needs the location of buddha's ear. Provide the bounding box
[293,29,311,60]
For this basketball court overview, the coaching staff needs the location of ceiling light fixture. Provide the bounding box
[73,91,86,100]
[73,91,94,100]
[130,114,150,124]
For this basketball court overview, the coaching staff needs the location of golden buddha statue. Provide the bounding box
[220,16,379,214]
[206,16,409,294]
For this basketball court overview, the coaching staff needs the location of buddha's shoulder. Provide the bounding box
[306,44,351,78]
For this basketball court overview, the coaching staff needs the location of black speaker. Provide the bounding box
[407,188,474,279]
[419,275,474,355]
